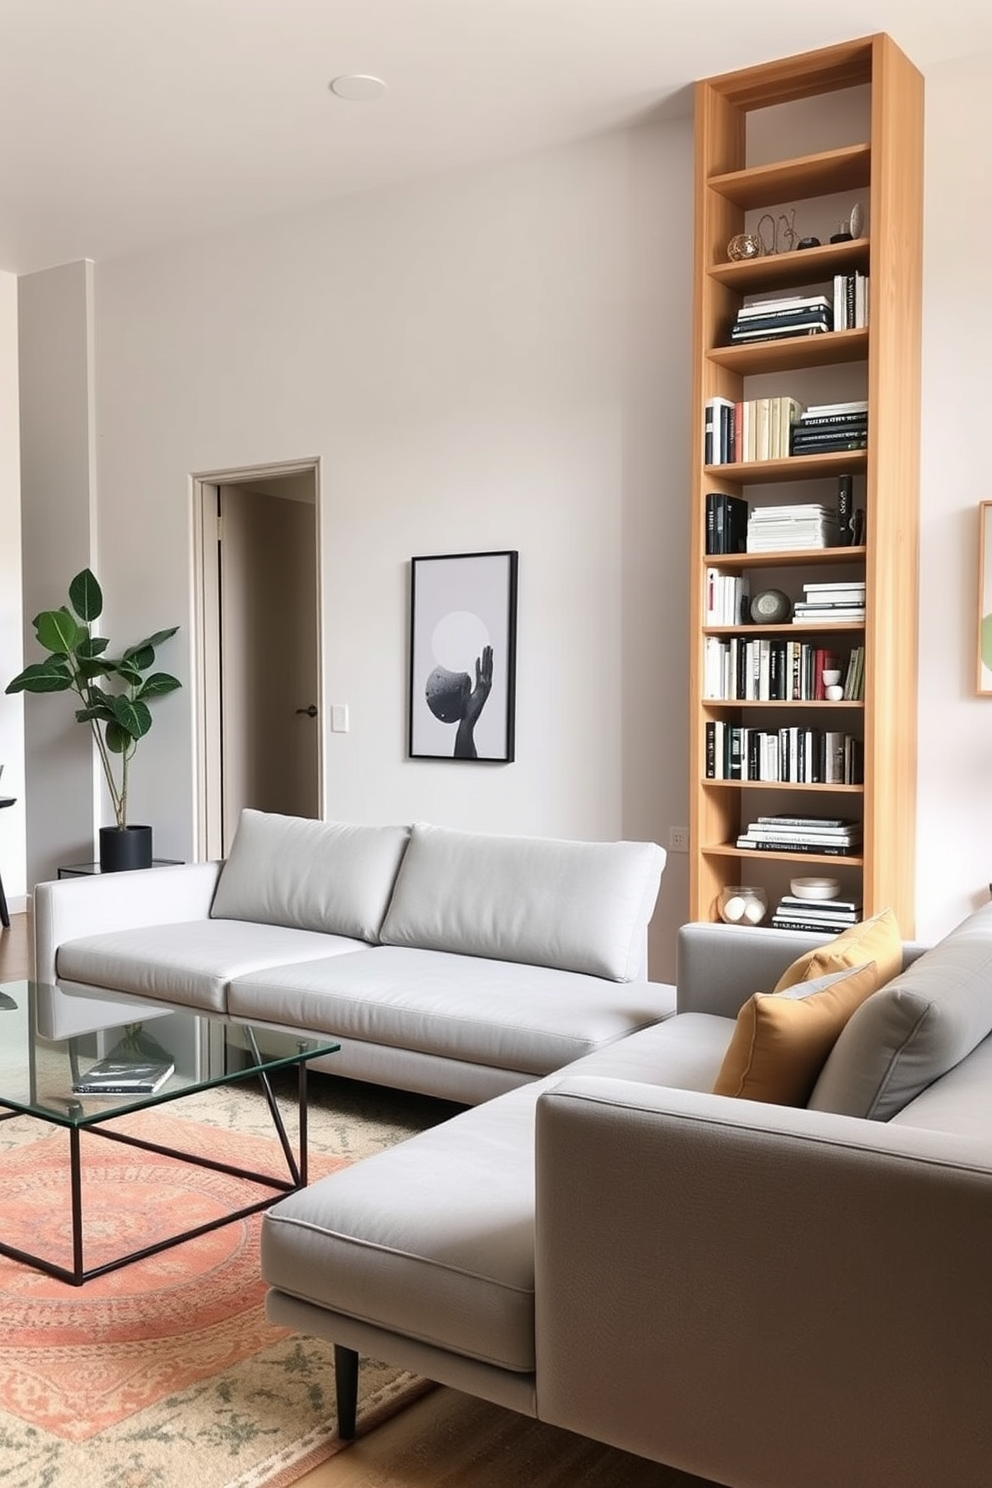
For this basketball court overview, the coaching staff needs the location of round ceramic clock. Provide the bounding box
[749,589,792,624]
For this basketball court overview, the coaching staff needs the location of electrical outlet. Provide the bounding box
[668,826,689,853]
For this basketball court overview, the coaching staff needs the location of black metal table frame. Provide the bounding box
[0,1042,317,1287]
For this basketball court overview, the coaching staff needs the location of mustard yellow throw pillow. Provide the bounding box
[712,961,880,1106]
[772,908,902,993]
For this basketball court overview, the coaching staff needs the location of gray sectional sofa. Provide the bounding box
[261,904,992,1488]
[33,809,672,1104]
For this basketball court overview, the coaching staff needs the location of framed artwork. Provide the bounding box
[979,503,992,695]
[409,550,518,761]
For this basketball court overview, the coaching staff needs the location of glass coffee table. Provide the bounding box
[0,979,339,1286]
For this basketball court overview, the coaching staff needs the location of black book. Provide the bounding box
[73,1055,175,1094]
[837,475,854,546]
[799,411,870,429]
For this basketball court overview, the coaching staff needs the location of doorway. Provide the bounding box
[191,459,322,860]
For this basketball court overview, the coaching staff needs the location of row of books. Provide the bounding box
[736,814,863,854]
[705,492,749,555]
[791,399,868,457]
[703,640,847,702]
[792,579,867,623]
[704,395,805,465]
[729,293,833,345]
[708,724,864,784]
[705,570,750,626]
[831,273,869,331]
[770,893,863,933]
[746,504,840,553]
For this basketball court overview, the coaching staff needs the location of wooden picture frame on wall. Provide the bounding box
[979,503,992,695]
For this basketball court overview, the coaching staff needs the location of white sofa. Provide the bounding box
[34,810,672,1105]
[262,906,992,1488]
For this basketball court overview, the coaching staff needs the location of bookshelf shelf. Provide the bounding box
[707,327,868,374]
[689,34,923,932]
[703,450,868,483]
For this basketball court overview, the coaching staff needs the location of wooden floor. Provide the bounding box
[0,912,704,1487]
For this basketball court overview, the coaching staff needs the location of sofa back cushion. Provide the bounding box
[210,809,410,942]
[378,823,665,981]
[809,902,992,1120]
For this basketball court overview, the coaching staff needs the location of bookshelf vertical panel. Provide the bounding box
[688,35,922,935]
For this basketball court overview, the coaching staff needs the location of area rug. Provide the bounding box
[0,1074,452,1488]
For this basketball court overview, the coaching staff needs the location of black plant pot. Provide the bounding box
[99,824,153,873]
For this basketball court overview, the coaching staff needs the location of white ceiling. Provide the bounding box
[2,0,990,275]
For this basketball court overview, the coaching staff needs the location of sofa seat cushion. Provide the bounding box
[560,1010,735,1091]
[262,1082,545,1371]
[378,823,665,982]
[56,920,369,1013]
[209,811,410,941]
[810,901,992,1121]
[229,947,676,1075]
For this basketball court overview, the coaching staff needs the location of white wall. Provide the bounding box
[916,49,992,940]
[21,42,988,959]
[0,270,26,909]
[88,126,693,975]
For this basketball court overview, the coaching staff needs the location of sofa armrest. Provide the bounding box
[33,861,223,984]
[534,1075,992,1488]
[675,921,930,1018]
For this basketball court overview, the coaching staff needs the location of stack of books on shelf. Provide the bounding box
[746,504,839,553]
[705,569,750,626]
[736,815,863,856]
[831,272,869,331]
[729,294,833,343]
[705,493,749,554]
[703,395,805,465]
[792,579,866,623]
[703,639,846,702]
[771,893,863,933]
[708,725,863,784]
[791,400,868,457]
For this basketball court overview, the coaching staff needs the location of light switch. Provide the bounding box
[331,704,349,733]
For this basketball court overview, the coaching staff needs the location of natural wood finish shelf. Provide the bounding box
[688,34,923,932]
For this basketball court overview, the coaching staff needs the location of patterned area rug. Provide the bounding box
[0,1072,458,1488]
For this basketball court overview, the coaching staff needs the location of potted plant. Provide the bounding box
[5,568,181,871]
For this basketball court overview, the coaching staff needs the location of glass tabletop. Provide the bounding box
[0,980,339,1126]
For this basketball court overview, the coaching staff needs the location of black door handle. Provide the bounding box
[296,705,318,718]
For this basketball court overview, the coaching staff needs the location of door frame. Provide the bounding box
[190,456,324,862]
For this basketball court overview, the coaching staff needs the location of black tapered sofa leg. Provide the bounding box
[334,1344,359,1439]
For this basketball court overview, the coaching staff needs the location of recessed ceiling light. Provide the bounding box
[329,74,387,101]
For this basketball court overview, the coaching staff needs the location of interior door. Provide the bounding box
[217,479,319,853]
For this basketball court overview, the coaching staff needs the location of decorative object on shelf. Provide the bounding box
[850,202,865,238]
[750,589,793,624]
[727,232,764,261]
[718,885,768,925]
[756,210,798,255]
[796,236,821,249]
[822,668,844,701]
[409,550,518,762]
[4,569,181,872]
[977,501,992,696]
[790,876,841,900]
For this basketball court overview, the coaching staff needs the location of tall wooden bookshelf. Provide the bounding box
[689,35,923,934]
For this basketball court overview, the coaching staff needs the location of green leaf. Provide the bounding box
[115,661,144,687]
[135,672,182,700]
[105,720,133,754]
[122,645,154,673]
[77,659,114,681]
[5,660,73,694]
[124,626,179,659]
[107,695,152,739]
[68,569,103,623]
[77,636,110,659]
[75,703,115,723]
[34,607,84,656]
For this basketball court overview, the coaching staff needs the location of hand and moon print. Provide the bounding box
[409,552,517,761]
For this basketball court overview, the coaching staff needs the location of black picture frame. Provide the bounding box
[408,550,518,762]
